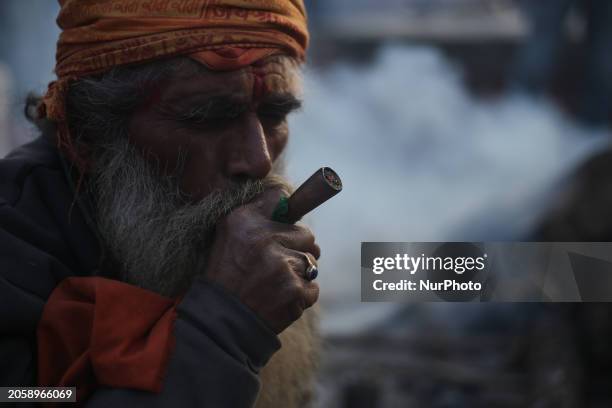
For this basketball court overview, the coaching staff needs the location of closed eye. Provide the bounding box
[157,98,249,128]
[257,97,302,123]
[181,104,246,123]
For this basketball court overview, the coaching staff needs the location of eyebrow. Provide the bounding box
[259,94,303,112]
[156,96,246,122]
[157,93,303,122]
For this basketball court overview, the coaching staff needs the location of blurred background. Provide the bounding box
[2,1,612,407]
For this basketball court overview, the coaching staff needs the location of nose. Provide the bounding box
[226,114,272,180]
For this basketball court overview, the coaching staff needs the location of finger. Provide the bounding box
[302,252,319,282]
[302,281,320,309]
[272,225,320,258]
[283,249,319,280]
[303,252,318,269]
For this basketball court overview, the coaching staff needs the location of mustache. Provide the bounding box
[172,174,293,230]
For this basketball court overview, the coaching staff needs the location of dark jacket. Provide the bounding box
[0,136,280,407]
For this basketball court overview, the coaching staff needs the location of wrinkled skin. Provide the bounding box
[128,55,320,333]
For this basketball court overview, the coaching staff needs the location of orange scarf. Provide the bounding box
[39,0,308,169]
[38,277,179,403]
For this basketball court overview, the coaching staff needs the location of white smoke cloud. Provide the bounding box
[286,45,609,324]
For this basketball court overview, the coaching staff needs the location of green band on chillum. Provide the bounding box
[271,196,290,223]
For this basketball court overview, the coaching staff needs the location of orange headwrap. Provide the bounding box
[39,0,308,170]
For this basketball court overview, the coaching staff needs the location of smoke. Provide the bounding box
[286,45,609,319]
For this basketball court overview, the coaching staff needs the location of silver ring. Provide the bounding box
[303,255,318,281]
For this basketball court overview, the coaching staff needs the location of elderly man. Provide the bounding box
[0,1,320,407]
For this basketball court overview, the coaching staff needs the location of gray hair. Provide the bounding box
[66,57,199,148]
[26,58,183,142]
[26,54,300,151]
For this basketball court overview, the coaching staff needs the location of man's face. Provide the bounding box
[128,56,302,201]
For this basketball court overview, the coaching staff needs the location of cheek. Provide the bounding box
[178,143,217,198]
[128,114,187,172]
[266,123,289,160]
[128,113,223,197]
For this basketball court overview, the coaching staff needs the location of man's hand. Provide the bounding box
[205,188,320,334]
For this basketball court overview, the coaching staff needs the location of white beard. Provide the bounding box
[90,138,266,297]
[90,138,320,406]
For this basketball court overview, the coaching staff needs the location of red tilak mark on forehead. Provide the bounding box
[252,69,268,101]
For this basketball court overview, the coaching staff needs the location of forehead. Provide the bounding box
[157,56,302,104]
